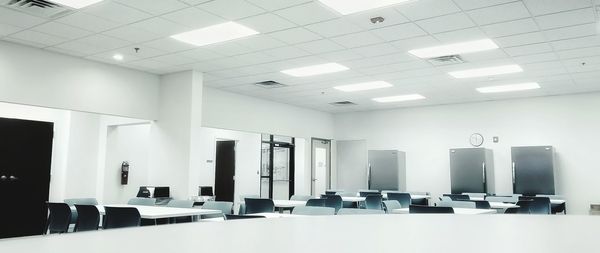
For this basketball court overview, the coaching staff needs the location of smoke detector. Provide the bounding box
[1,0,73,18]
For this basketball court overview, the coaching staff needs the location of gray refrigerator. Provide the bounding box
[368,150,407,191]
[449,148,495,194]
[512,146,556,195]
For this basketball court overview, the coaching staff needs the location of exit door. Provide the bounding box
[214,141,235,202]
[311,138,330,196]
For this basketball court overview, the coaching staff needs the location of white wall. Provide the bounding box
[201,87,335,195]
[334,93,600,214]
[63,112,100,199]
[0,41,160,120]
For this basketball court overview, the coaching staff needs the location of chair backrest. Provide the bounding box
[244,198,274,214]
[382,200,402,213]
[292,206,335,216]
[306,198,326,207]
[472,200,491,209]
[486,196,519,203]
[515,200,534,214]
[202,201,234,216]
[64,198,98,206]
[74,205,99,232]
[359,190,380,197]
[365,195,383,210]
[46,202,72,234]
[528,197,551,214]
[225,214,265,220]
[127,197,156,206]
[337,208,385,215]
[409,205,454,214]
[386,192,412,208]
[504,207,522,214]
[166,200,194,208]
[322,195,343,213]
[439,196,452,202]
[437,200,476,209]
[239,194,260,201]
[464,193,487,199]
[443,194,470,201]
[103,207,141,229]
[290,195,312,201]
[325,190,342,195]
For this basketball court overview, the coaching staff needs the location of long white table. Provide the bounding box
[272,200,307,208]
[392,208,497,215]
[97,205,221,219]
[2,215,597,252]
[488,202,519,209]
[470,197,566,205]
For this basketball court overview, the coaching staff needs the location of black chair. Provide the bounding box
[364,195,383,210]
[103,207,141,229]
[46,202,72,234]
[306,198,326,207]
[387,192,412,208]
[225,214,266,220]
[409,205,454,214]
[471,200,491,209]
[359,191,380,197]
[244,198,274,214]
[322,195,343,213]
[325,190,338,195]
[528,197,551,214]
[514,200,533,214]
[504,207,522,214]
[74,205,100,232]
[443,194,470,201]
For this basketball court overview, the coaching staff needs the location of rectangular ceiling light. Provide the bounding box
[476,82,541,93]
[334,81,393,92]
[408,39,499,59]
[372,94,426,103]
[281,63,349,77]
[50,0,104,8]
[449,64,523,79]
[318,0,413,15]
[171,22,259,47]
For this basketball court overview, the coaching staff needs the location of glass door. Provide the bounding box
[260,134,295,199]
[311,138,331,196]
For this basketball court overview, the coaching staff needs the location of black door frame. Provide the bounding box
[261,135,295,199]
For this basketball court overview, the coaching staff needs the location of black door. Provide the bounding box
[0,118,54,239]
[214,141,235,202]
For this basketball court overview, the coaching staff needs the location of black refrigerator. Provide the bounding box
[449,148,495,194]
[0,118,54,239]
[512,146,555,195]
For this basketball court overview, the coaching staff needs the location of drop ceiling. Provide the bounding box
[1,0,600,113]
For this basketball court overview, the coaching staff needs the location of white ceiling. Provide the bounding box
[1,0,600,113]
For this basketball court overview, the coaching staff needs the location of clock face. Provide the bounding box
[470,133,484,147]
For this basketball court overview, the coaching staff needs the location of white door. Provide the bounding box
[311,139,330,196]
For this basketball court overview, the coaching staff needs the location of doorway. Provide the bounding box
[261,135,295,200]
[311,138,331,196]
[214,140,236,202]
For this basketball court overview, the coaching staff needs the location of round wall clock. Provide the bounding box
[470,133,484,147]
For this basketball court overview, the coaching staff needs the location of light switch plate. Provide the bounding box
[493,136,499,143]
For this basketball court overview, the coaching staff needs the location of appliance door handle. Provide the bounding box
[512,162,516,184]
[0,175,6,181]
[367,164,371,189]
[482,162,486,184]
[9,175,18,181]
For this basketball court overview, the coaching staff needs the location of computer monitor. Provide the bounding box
[153,187,170,198]
[136,187,151,198]
[199,186,213,196]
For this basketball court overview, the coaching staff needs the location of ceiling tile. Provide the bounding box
[433,27,488,43]
[0,7,46,29]
[246,0,311,11]
[503,43,554,57]
[390,35,440,51]
[262,46,310,60]
[74,34,132,51]
[511,52,558,64]
[371,23,427,42]
[51,40,107,55]
[238,13,296,33]
[142,37,196,53]
[175,48,223,61]
[452,0,516,10]
[204,42,254,56]
[198,0,266,20]
[495,32,547,47]
[480,18,540,38]
[149,54,198,66]
[345,8,410,30]
[320,50,363,62]
[305,18,363,37]
[397,0,461,21]
[55,12,120,33]
[114,0,189,15]
[2,37,47,48]
[523,0,592,16]
[102,25,162,43]
[330,31,384,48]
[295,39,345,54]
[275,2,339,25]
[351,43,400,58]
[268,27,322,44]
[83,1,152,24]
[543,23,598,41]
[162,7,226,28]
[416,13,476,34]
[30,22,92,40]
[235,34,286,51]
[551,35,600,51]
[0,23,23,36]
[467,2,531,26]
[130,17,191,37]
[556,46,600,60]
[7,30,68,47]
[535,8,596,30]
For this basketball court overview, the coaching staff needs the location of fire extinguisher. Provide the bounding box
[121,161,129,185]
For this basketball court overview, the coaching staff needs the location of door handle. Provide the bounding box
[512,162,516,184]
[9,175,18,181]
[482,162,486,184]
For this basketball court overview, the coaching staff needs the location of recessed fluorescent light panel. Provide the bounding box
[449,65,523,79]
[281,63,349,77]
[112,54,124,61]
[171,22,259,47]
[334,81,393,92]
[409,39,499,59]
[476,82,541,93]
[50,0,104,9]
[373,94,426,103]
[318,0,413,15]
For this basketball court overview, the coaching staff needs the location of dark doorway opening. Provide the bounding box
[214,140,235,202]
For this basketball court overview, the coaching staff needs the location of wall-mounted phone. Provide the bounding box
[121,161,129,185]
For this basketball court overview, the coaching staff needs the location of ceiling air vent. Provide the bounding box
[254,80,287,89]
[1,0,74,19]
[329,101,357,106]
[427,55,465,66]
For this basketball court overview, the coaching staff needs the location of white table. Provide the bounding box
[488,202,519,209]
[392,208,497,215]
[273,200,306,208]
[252,213,304,218]
[469,197,565,205]
[3,215,597,252]
[97,205,221,219]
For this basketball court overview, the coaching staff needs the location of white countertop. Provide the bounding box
[392,208,497,215]
[96,204,221,219]
[2,215,597,252]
